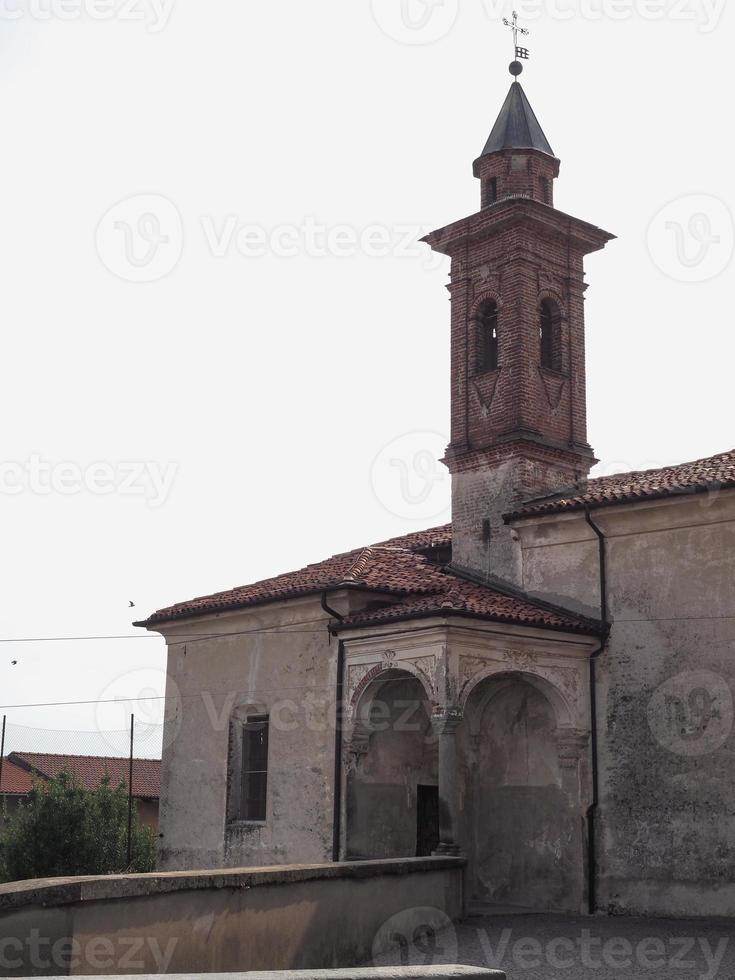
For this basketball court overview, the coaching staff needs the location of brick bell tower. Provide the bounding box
[424,66,614,585]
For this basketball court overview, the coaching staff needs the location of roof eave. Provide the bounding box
[333,606,604,638]
[505,480,735,523]
[135,581,445,631]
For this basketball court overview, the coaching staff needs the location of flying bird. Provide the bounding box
[129,601,135,607]
[10,660,17,666]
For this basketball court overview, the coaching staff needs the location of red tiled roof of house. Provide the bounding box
[137,525,599,636]
[0,758,34,796]
[8,753,160,799]
[336,577,601,634]
[507,449,735,520]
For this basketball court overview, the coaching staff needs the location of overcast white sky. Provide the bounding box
[0,0,732,751]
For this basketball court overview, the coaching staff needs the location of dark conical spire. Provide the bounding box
[481,81,554,157]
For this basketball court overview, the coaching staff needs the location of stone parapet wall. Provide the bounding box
[0,857,465,977]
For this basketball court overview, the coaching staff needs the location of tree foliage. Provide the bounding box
[0,769,156,883]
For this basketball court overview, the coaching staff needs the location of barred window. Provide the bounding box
[239,715,268,822]
[228,711,269,824]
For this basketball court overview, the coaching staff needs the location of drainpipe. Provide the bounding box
[584,507,609,915]
[321,593,345,863]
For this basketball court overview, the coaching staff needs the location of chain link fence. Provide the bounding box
[0,709,164,874]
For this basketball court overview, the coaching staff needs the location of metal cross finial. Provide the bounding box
[503,10,530,75]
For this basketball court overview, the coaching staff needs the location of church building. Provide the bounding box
[137,66,735,919]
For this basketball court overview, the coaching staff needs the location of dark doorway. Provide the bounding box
[416,784,439,856]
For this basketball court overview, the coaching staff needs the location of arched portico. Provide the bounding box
[345,669,438,859]
[457,669,589,912]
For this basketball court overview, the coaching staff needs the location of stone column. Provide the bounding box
[557,727,591,913]
[432,707,464,856]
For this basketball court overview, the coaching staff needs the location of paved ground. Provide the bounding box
[373,912,735,980]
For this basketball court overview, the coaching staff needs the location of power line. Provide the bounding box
[2,613,735,647]
[0,683,354,711]
[0,627,327,643]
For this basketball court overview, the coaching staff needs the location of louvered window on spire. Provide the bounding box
[477,300,499,373]
[540,300,562,372]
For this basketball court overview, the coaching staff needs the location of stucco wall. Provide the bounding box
[514,490,735,917]
[0,858,465,977]
[154,596,342,870]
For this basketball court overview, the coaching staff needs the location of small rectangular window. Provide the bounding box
[239,715,269,822]
[483,177,498,208]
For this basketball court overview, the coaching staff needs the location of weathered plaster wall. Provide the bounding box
[514,491,735,917]
[154,596,341,871]
[0,858,465,977]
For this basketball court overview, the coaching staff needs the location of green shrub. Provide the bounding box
[0,769,156,883]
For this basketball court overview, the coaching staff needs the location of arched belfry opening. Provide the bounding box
[476,299,499,374]
[458,672,585,912]
[345,670,438,860]
[540,299,563,372]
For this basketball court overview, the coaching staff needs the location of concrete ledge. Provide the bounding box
[0,857,465,912]
[39,971,501,980]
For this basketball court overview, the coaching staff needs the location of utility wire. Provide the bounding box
[2,613,735,647]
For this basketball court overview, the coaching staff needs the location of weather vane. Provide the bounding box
[503,10,530,77]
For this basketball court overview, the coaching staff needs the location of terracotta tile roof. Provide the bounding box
[138,530,453,627]
[336,577,600,634]
[507,449,735,520]
[0,758,34,796]
[8,753,160,799]
[373,525,452,551]
[138,524,598,636]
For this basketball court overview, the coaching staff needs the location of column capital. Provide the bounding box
[432,705,463,736]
